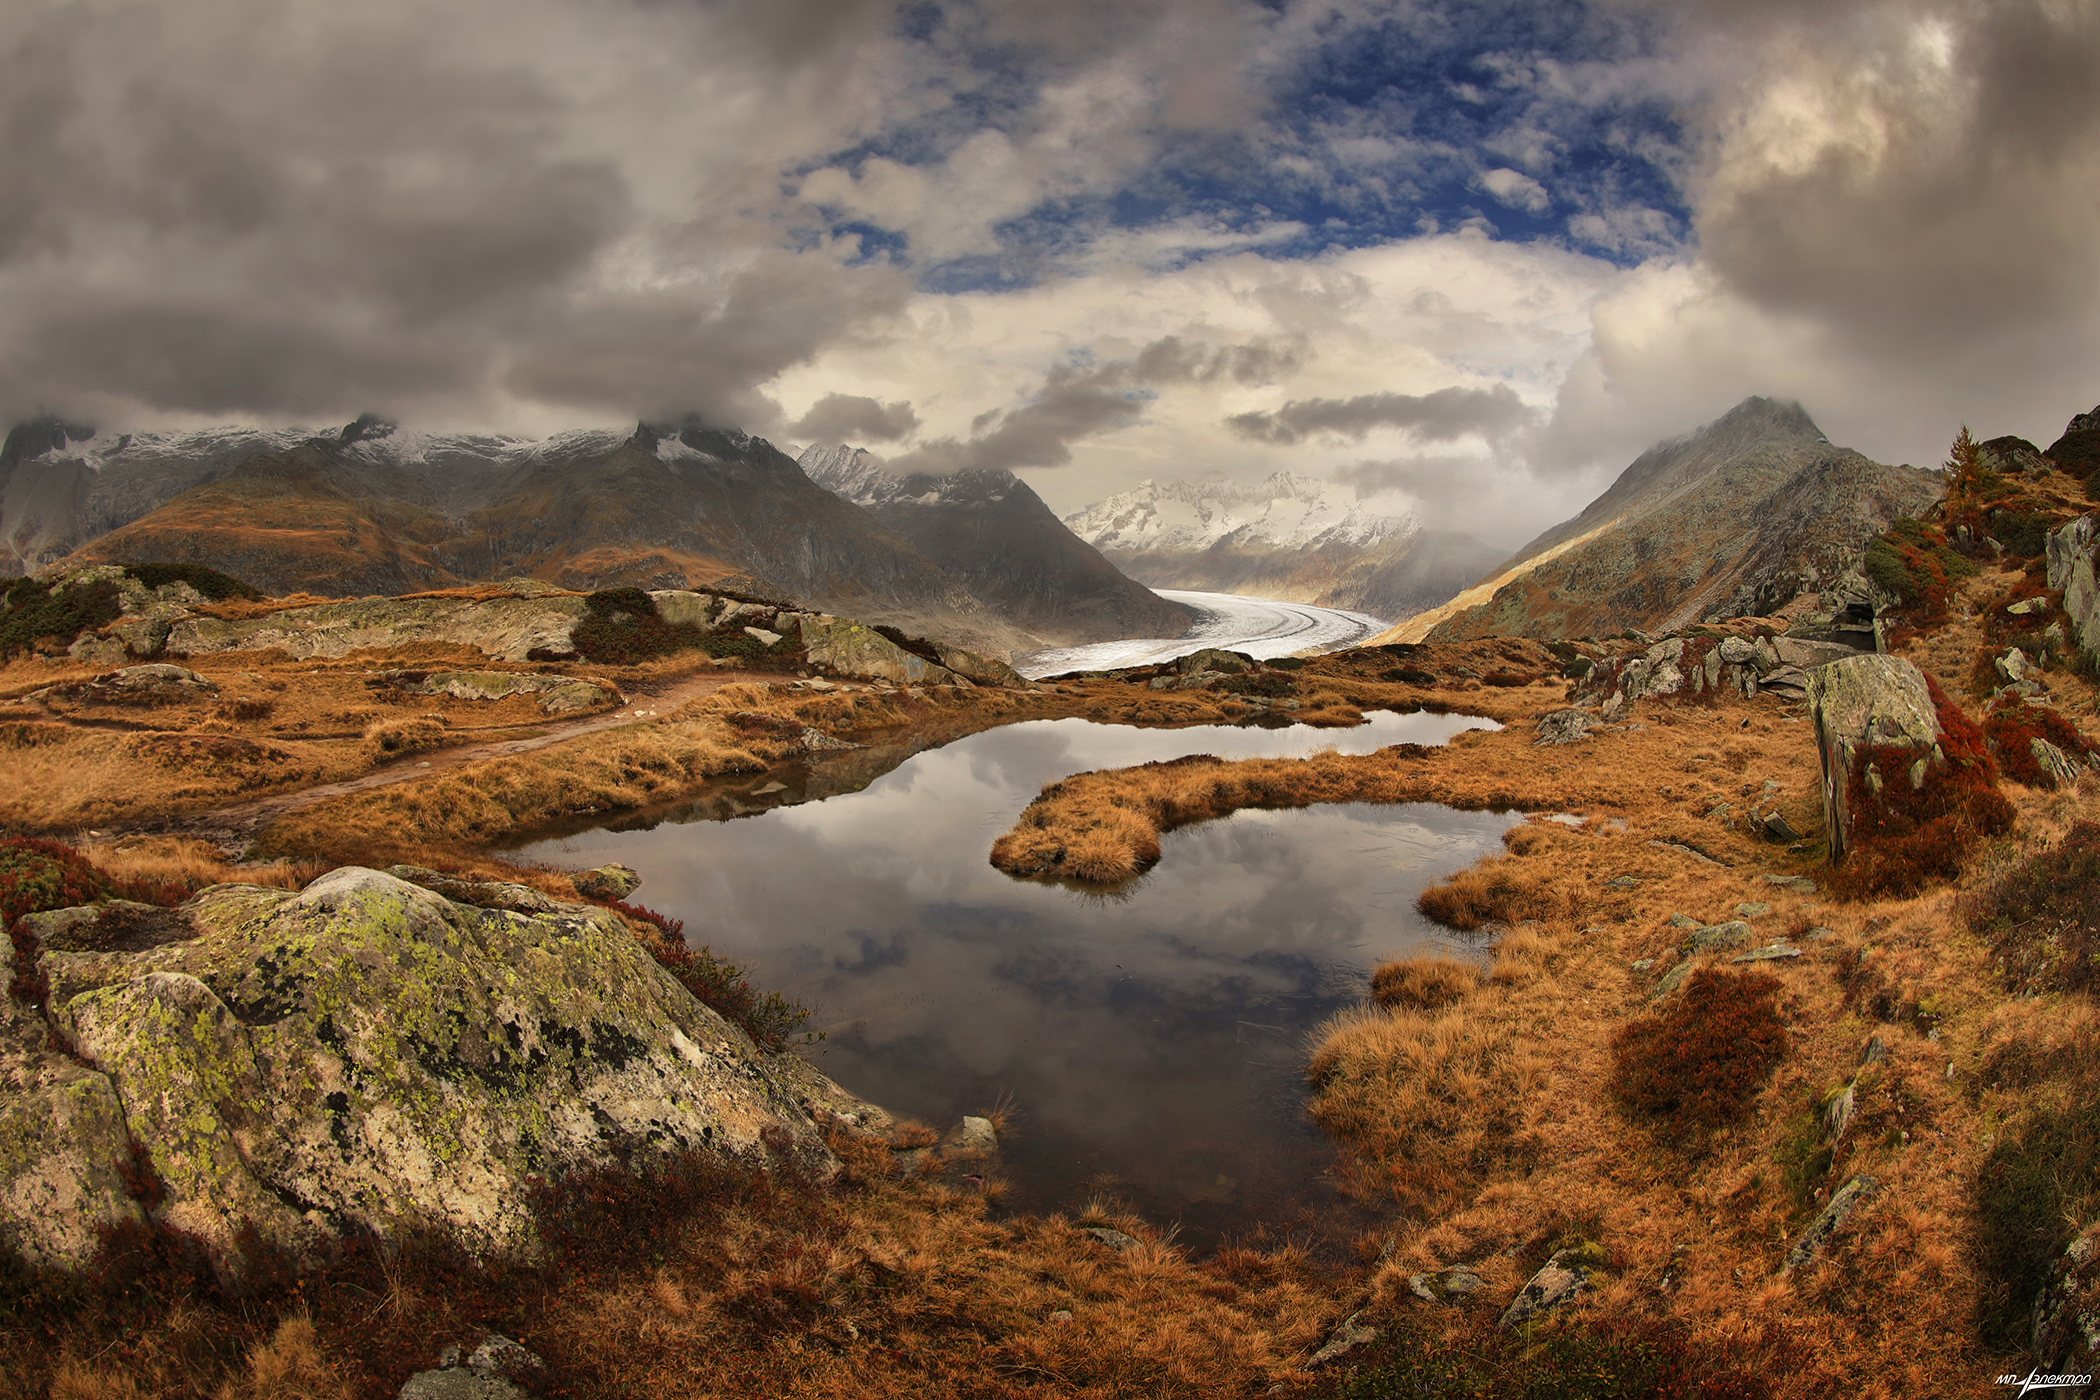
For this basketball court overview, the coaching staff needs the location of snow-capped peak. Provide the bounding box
[1063,475,1416,555]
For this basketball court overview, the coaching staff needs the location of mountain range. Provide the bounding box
[1378,396,1941,644]
[4,418,1040,654]
[797,446,1193,643]
[1061,473,1506,622]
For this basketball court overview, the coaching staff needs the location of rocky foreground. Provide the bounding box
[2,866,844,1274]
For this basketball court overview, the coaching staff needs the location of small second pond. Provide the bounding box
[514,709,1518,1246]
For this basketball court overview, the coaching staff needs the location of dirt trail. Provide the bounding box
[162,668,751,846]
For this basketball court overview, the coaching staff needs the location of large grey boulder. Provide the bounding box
[1807,655,1944,863]
[380,669,619,715]
[166,594,593,663]
[2032,1225,2100,1386]
[799,618,963,686]
[2,868,836,1273]
[2048,515,2100,668]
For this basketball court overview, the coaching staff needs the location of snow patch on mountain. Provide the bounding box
[1063,474,1416,555]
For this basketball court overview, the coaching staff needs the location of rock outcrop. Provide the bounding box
[2032,1224,2100,1385]
[1807,656,1946,863]
[1,868,837,1274]
[376,669,620,716]
[2047,514,2100,666]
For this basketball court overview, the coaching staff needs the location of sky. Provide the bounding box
[4,0,2098,547]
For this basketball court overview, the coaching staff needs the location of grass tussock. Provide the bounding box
[0,1142,1338,1400]
[1416,857,1584,932]
[1370,955,1480,1012]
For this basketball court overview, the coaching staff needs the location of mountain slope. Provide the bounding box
[1062,473,1500,621]
[1412,396,1939,643]
[55,419,1034,655]
[798,445,1193,645]
[0,420,311,574]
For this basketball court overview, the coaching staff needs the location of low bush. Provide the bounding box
[0,577,123,659]
[1863,518,1975,623]
[1221,670,1294,699]
[1609,969,1786,1146]
[2044,427,2100,483]
[607,901,816,1053]
[1383,667,1437,685]
[870,624,944,666]
[1967,821,2100,997]
[1,837,112,1003]
[121,562,263,602]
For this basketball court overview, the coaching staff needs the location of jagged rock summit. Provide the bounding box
[1386,397,1939,644]
[798,444,1192,645]
[1064,472,1505,622]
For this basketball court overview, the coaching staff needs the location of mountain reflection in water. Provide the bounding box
[516,709,1518,1247]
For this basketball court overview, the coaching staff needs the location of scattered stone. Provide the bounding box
[2033,737,2087,790]
[1997,648,2032,684]
[1605,875,1639,892]
[1082,1226,1141,1252]
[1757,811,1803,842]
[1646,839,1726,867]
[1650,958,1698,1001]
[1782,1175,1877,1274]
[398,1332,544,1400]
[1731,943,1802,963]
[1308,1309,1381,1366]
[1668,914,1700,930]
[571,864,641,902]
[1861,1037,1889,1066]
[1407,1268,1486,1303]
[1806,927,1838,942]
[1499,1244,1600,1329]
[1735,901,1772,918]
[944,1115,999,1157]
[1050,1310,1074,1324]
[1689,921,1754,951]
[743,626,783,647]
[1763,874,1817,895]
[1631,958,1655,973]
[1534,708,1598,745]
[1822,1083,1855,1145]
[2031,1224,2100,1384]
[799,726,860,752]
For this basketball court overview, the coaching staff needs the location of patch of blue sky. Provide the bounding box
[798,0,1693,292]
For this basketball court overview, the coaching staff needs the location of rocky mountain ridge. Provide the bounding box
[797,444,1193,645]
[1401,397,1940,643]
[7,416,1060,658]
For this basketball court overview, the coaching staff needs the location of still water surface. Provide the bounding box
[516,709,1517,1244]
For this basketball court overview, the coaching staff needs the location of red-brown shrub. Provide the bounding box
[1610,969,1786,1143]
[1828,677,2014,900]
[1984,695,2093,787]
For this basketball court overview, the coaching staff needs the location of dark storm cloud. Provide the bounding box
[0,0,917,428]
[1676,0,2100,351]
[887,334,1300,472]
[790,392,922,442]
[1226,383,1537,446]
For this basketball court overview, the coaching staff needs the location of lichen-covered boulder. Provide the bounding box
[2,868,834,1274]
[165,595,592,663]
[799,618,962,686]
[934,642,1028,689]
[572,863,642,902]
[1807,655,1945,863]
[2047,514,2100,667]
[0,935,145,1267]
[381,669,619,715]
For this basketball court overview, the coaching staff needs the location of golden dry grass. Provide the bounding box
[1369,954,1481,1011]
